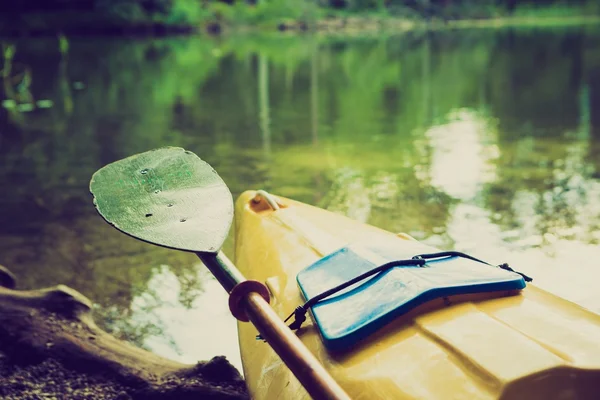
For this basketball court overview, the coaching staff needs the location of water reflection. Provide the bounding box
[426,109,499,200]
[126,265,241,372]
[1,27,600,370]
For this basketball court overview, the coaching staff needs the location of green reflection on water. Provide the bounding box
[1,27,600,367]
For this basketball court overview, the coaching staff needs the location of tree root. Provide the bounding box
[0,264,249,399]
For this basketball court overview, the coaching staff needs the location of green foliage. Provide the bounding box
[584,1,600,15]
[206,0,314,26]
[345,0,386,11]
[52,0,206,26]
[95,0,147,23]
[167,0,205,24]
[513,4,589,18]
[439,0,507,20]
[2,43,16,62]
[58,34,69,54]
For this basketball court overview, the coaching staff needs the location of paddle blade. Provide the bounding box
[89,147,233,253]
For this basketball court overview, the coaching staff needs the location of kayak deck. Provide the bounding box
[234,190,600,400]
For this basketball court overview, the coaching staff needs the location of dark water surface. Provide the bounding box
[2,27,600,371]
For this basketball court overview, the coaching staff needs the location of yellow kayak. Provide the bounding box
[234,190,600,400]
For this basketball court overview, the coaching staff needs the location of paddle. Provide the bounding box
[89,147,350,400]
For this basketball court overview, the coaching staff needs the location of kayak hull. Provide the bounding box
[234,190,600,399]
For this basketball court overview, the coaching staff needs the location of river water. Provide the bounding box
[1,26,600,372]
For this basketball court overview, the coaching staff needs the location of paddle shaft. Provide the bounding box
[197,251,245,293]
[198,251,351,400]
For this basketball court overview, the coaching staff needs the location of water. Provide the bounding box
[1,26,600,372]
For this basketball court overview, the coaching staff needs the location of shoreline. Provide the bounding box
[270,14,600,37]
[0,264,248,400]
[0,350,131,400]
[0,14,599,38]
